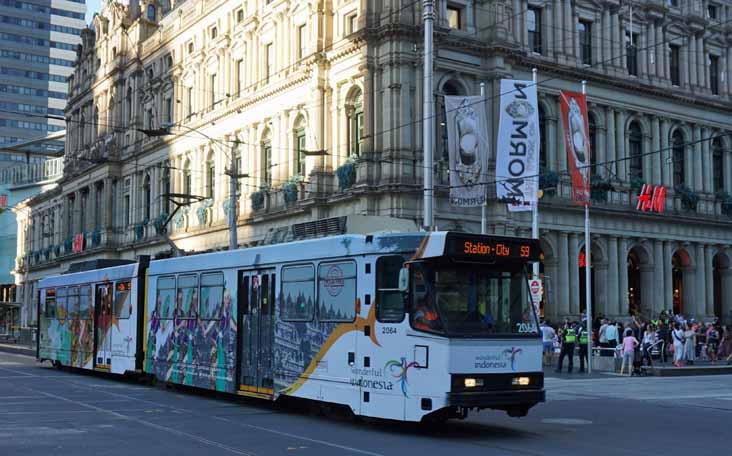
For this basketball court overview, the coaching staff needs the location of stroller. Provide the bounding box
[631,352,644,376]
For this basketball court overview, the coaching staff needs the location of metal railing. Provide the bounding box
[0,157,64,186]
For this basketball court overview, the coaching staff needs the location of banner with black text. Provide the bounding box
[496,80,539,211]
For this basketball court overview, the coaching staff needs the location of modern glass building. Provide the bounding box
[0,0,86,147]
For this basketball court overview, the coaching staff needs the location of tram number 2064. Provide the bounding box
[381,327,397,335]
[516,322,538,334]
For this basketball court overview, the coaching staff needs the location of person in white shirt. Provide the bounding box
[540,321,556,366]
[605,321,619,357]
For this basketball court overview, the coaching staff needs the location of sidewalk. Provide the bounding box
[0,342,35,357]
[544,355,732,378]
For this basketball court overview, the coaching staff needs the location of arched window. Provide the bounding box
[126,87,133,123]
[346,88,363,156]
[183,159,192,195]
[147,5,156,21]
[143,174,151,221]
[538,104,547,170]
[712,138,724,192]
[294,116,306,176]
[588,112,597,175]
[628,121,643,180]
[262,129,272,186]
[672,130,685,187]
[206,153,215,199]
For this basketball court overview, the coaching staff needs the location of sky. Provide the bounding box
[86,0,102,24]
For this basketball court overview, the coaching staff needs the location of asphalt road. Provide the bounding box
[1,351,731,456]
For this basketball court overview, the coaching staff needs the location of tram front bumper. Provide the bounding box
[447,388,545,409]
[447,372,545,410]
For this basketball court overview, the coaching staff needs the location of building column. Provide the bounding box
[698,36,706,90]
[611,12,620,68]
[653,240,665,316]
[564,0,573,58]
[640,264,655,317]
[694,243,707,318]
[702,128,712,193]
[656,24,664,80]
[705,246,715,317]
[569,233,580,315]
[606,107,616,177]
[549,114,559,171]
[558,232,570,316]
[664,242,674,312]
[602,8,611,70]
[607,236,620,317]
[544,256,559,321]
[596,116,607,178]
[724,146,732,194]
[689,34,698,87]
[693,125,703,191]
[512,0,521,44]
[618,238,629,316]
[553,0,563,58]
[595,261,608,317]
[660,119,671,188]
[639,25,648,79]
[651,116,661,185]
[648,22,656,79]
[721,267,732,324]
[615,110,626,180]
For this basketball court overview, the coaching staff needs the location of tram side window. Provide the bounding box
[44,289,56,319]
[200,272,224,319]
[114,281,132,319]
[376,256,405,323]
[281,265,315,321]
[68,287,80,318]
[156,276,176,319]
[318,261,357,322]
[177,274,198,318]
[79,286,91,319]
[55,287,67,319]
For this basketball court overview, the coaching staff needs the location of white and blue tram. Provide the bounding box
[38,231,544,422]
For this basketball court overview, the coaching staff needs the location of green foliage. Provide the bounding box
[153,213,168,235]
[674,185,699,211]
[539,170,559,196]
[336,161,356,191]
[250,188,267,210]
[590,175,614,202]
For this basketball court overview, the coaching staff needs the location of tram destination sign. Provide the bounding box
[445,234,540,262]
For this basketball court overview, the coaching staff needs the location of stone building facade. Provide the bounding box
[13,0,732,328]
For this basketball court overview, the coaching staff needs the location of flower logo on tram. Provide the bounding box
[385,357,419,398]
[502,347,523,371]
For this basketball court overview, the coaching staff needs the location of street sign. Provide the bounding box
[529,279,542,303]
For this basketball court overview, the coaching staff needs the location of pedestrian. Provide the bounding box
[672,322,685,367]
[605,319,619,357]
[540,320,556,366]
[620,330,639,376]
[556,322,577,374]
[657,321,670,363]
[577,319,589,373]
[706,323,719,363]
[641,325,657,367]
[717,326,732,361]
[683,323,696,365]
[598,318,608,352]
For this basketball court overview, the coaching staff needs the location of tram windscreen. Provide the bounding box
[409,263,538,337]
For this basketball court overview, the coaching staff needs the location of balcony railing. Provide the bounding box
[0,157,64,187]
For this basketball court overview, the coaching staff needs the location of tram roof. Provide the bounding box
[39,263,141,289]
[148,232,430,276]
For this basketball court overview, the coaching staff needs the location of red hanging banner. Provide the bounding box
[559,91,591,205]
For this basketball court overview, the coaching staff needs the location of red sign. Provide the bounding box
[559,91,591,205]
[72,234,84,253]
[636,184,666,213]
[0,194,6,208]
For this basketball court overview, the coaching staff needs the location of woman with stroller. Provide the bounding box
[641,325,657,367]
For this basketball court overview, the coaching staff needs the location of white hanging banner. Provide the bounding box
[496,79,540,211]
[445,95,489,207]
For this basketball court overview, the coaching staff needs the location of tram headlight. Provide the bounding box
[512,376,530,386]
[464,378,484,388]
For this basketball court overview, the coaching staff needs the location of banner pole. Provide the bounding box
[582,79,593,375]
[480,82,487,234]
[531,69,539,281]
[422,0,435,231]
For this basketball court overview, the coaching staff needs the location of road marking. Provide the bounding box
[21,386,256,456]
[0,366,35,377]
[541,418,593,425]
[213,416,385,456]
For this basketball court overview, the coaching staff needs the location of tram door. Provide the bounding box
[94,283,113,370]
[238,269,275,396]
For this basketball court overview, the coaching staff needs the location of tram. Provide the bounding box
[37,231,545,422]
